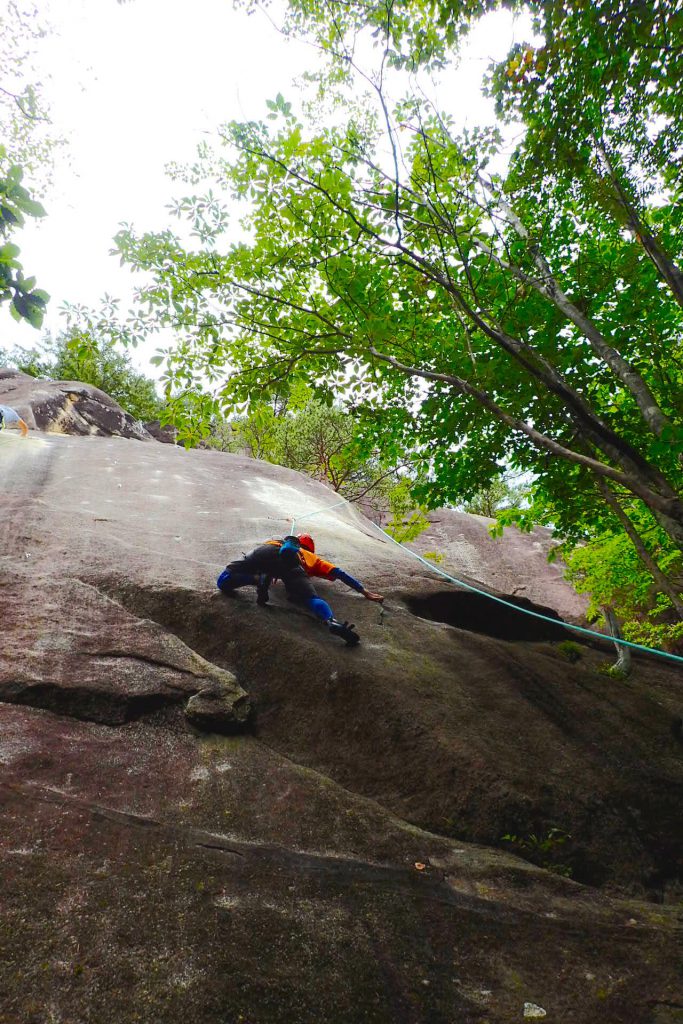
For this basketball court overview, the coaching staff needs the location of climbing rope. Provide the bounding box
[291,499,683,667]
[290,500,348,533]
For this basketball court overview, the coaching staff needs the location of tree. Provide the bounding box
[462,472,529,519]
[110,1,682,624]
[273,0,683,530]
[489,462,683,650]
[0,1,53,328]
[0,155,48,327]
[113,102,682,534]
[1,2,56,178]
[205,392,425,529]
[563,521,683,656]
[208,406,281,461]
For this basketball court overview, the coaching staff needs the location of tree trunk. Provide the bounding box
[594,139,683,312]
[597,480,683,619]
[602,605,632,677]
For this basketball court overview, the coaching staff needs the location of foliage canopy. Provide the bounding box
[0,2,53,328]
[103,0,682,635]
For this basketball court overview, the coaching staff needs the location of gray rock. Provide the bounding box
[0,367,153,439]
[1,386,682,1024]
[185,685,253,733]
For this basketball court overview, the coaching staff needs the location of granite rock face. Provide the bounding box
[1,405,682,1023]
[408,508,589,623]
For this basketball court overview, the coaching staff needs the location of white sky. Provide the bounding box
[3,0,532,371]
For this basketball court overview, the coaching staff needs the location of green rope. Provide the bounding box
[290,498,683,667]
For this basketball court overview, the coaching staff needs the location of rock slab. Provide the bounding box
[1,409,682,1023]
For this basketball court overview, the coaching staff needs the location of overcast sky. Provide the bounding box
[4,0,531,370]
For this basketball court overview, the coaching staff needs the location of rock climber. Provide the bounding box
[217,534,384,646]
[0,404,29,437]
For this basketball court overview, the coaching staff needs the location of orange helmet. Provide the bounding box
[298,533,315,553]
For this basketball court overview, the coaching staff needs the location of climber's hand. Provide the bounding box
[362,589,384,603]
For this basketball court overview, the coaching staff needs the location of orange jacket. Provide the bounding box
[299,547,336,580]
[265,539,336,579]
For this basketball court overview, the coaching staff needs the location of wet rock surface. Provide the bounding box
[2,705,682,1024]
[1,420,682,1023]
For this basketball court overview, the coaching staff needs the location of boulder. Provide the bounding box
[1,421,682,1023]
[0,367,153,439]
[144,417,179,444]
[0,573,251,728]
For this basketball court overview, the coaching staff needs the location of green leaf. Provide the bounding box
[16,197,47,218]
[0,205,20,227]
[0,243,21,260]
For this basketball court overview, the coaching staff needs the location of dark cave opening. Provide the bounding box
[404,589,573,642]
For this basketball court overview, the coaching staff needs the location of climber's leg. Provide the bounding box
[282,570,360,645]
[218,546,282,595]
[327,619,360,646]
[256,574,272,606]
[217,567,257,593]
[306,595,334,621]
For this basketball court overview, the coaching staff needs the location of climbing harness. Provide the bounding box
[288,499,683,667]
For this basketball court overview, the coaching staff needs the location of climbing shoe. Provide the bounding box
[256,574,271,606]
[328,619,360,646]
